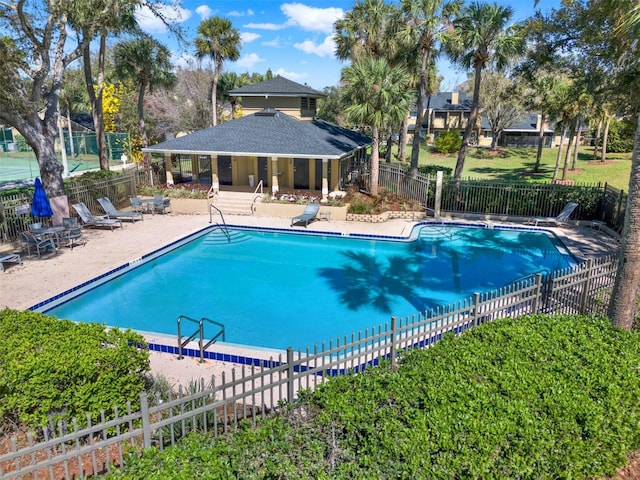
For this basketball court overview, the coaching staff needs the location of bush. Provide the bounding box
[603,117,635,153]
[417,164,452,176]
[0,309,149,430]
[106,314,640,479]
[434,130,462,154]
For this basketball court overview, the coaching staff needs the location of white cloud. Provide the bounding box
[241,32,261,43]
[274,68,307,82]
[262,37,281,48]
[281,3,344,33]
[236,53,265,69]
[135,3,191,34]
[195,5,213,20]
[243,22,285,31]
[228,9,255,17]
[294,35,335,57]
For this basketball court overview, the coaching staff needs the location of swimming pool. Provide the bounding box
[38,223,575,351]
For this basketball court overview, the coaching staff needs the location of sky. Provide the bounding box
[133,0,562,92]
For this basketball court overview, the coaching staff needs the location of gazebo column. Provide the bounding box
[321,158,329,202]
[271,156,279,195]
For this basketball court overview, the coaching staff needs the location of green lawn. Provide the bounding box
[398,145,633,192]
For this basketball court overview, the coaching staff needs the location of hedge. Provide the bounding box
[0,309,150,429]
[105,314,640,479]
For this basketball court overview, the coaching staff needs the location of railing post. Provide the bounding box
[532,273,542,313]
[390,316,397,369]
[199,319,205,364]
[434,171,443,217]
[473,293,480,326]
[140,392,152,448]
[286,347,294,403]
[177,316,183,359]
[579,259,594,314]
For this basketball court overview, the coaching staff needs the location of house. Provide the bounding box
[479,113,556,148]
[410,92,473,141]
[228,76,326,120]
[411,92,557,148]
[143,77,370,199]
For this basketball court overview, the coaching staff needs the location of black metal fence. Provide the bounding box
[374,163,627,232]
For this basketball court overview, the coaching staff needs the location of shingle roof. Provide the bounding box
[228,75,325,97]
[143,109,370,159]
[426,92,473,111]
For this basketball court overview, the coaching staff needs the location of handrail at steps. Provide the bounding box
[209,203,230,242]
[253,179,263,195]
[177,315,226,363]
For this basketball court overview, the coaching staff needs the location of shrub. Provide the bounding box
[0,309,149,430]
[417,164,452,176]
[106,314,640,479]
[434,130,462,154]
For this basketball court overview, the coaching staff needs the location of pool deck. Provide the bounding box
[0,212,621,388]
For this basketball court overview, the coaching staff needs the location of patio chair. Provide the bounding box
[291,203,320,227]
[534,202,579,226]
[20,231,57,257]
[60,217,85,249]
[72,202,123,230]
[0,253,22,271]
[97,197,143,222]
[130,197,144,213]
[152,195,171,214]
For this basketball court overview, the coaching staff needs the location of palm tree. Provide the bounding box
[218,71,249,120]
[400,0,461,172]
[341,58,413,196]
[600,0,640,330]
[113,35,176,155]
[195,17,241,127]
[444,1,525,181]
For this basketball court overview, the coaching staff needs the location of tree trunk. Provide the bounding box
[571,117,581,170]
[552,123,568,182]
[608,112,640,331]
[600,115,611,162]
[83,36,109,171]
[534,112,546,173]
[410,48,430,173]
[385,124,393,163]
[212,58,221,126]
[490,129,498,150]
[561,121,575,180]
[454,65,482,182]
[593,115,603,160]
[370,127,380,196]
[398,115,408,162]
[138,80,149,151]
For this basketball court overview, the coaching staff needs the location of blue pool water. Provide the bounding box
[42,224,575,350]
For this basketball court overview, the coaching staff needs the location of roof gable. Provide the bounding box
[229,75,325,98]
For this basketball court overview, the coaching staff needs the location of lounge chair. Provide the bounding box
[97,197,143,222]
[152,195,171,214]
[72,202,123,230]
[0,253,22,271]
[291,203,320,227]
[534,202,579,226]
[20,231,57,257]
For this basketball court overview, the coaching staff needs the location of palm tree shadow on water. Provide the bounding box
[317,250,429,315]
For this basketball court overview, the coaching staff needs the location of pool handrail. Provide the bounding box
[208,203,230,242]
[177,315,226,364]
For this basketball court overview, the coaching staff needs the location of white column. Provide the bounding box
[271,156,279,195]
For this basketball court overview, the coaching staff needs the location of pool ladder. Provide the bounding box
[209,203,230,242]
[177,315,226,363]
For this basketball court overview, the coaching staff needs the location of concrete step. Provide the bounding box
[211,191,259,216]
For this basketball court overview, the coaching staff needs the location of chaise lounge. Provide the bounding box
[291,203,320,227]
[72,202,123,230]
[533,202,579,226]
[97,197,144,222]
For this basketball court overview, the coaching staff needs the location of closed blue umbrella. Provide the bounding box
[31,177,53,218]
